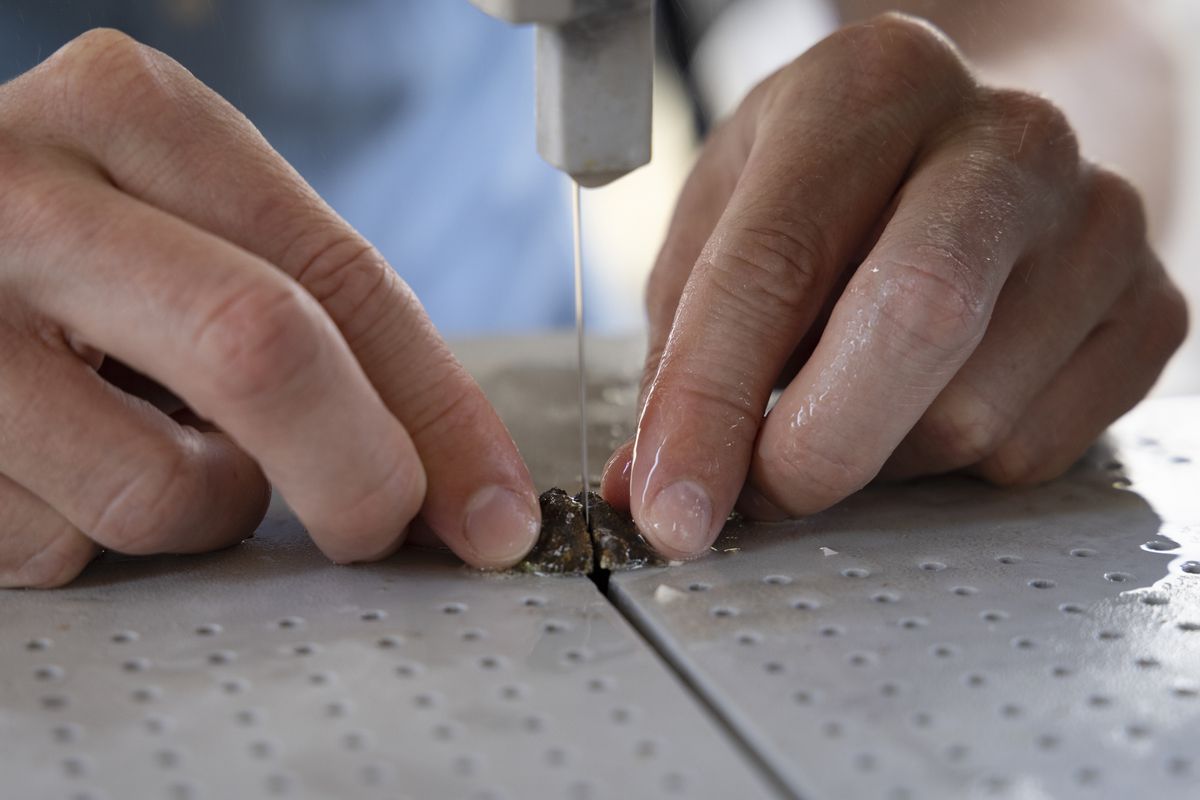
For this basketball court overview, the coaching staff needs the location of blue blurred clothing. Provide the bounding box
[0,0,573,334]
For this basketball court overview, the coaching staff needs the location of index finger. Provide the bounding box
[629,16,972,558]
[7,168,425,564]
[13,30,540,566]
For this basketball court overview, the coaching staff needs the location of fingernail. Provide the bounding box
[738,484,788,522]
[643,480,713,557]
[464,486,540,567]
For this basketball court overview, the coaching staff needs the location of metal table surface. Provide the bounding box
[3,335,1197,800]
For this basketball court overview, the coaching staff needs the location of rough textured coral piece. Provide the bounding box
[577,491,666,571]
[515,489,666,576]
[516,489,593,575]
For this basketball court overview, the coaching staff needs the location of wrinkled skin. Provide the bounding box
[0,16,1186,587]
[601,14,1187,560]
[0,29,541,588]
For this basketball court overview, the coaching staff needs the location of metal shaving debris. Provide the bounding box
[654,585,687,604]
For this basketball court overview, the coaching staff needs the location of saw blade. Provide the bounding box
[571,180,590,527]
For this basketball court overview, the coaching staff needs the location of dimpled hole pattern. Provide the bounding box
[0,340,783,800]
[611,395,1200,800]
[6,337,1200,800]
[1,527,772,797]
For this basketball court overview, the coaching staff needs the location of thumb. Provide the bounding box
[599,116,754,515]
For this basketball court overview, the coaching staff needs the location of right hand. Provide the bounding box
[600,14,1185,560]
[0,29,541,588]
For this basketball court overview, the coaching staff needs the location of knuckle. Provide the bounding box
[707,216,829,323]
[832,13,969,97]
[1157,283,1190,353]
[49,28,144,73]
[984,89,1080,167]
[87,440,201,554]
[955,143,1022,189]
[400,365,476,441]
[924,148,1028,230]
[1134,273,1190,360]
[270,220,427,351]
[61,26,142,55]
[915,395,1011,469]
[652,369,759,434]
[874,253,989,359]
[193,282,326,408]
[45,28,143,85]
[1085,167,1149,243]
[289,229,394,321]
[41,28,175,132]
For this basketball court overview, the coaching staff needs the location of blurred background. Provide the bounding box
[2,0,1197,393]
[1153,0,1200,395]
[584,0,1200,397]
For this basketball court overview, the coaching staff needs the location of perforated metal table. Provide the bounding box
[3,336,1197,800]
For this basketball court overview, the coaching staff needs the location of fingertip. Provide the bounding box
[4,529,99,590]
[308,449,427,565]
[198,430,272,543]
[636,479,718,560]
[459,485,541,570]
[600,440,634,513]
[735,483,789,522]
[326,524,411,566]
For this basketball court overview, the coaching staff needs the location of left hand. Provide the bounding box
[601,14,1187,559]
[0,30,542,587]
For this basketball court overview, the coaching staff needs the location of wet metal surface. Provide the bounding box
[610,401,1200,799]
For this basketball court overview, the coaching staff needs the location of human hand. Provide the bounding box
[0,30,539,588]
[602,14,1187,559]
